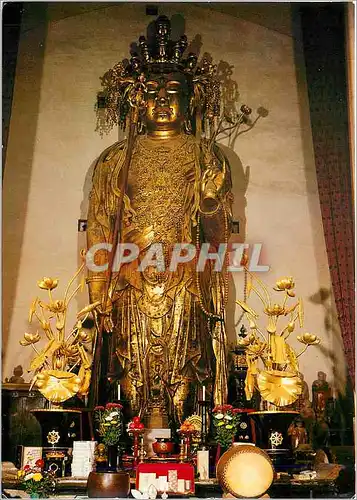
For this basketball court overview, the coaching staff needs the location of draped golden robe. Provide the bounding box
[87,133,232,419]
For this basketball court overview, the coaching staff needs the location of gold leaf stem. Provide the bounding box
[30,345,51,369]
[296,344,309,358]
[68,358,81,373]
[282,293,288,309]
[30,343,41,357]
[63,283,82,338]
[34,311,53,340]
[56,313,64,342]
[63,262,85,304]
[246,268,271,307]
[281,312,299,338]
[251,285,268,310]
[298,297,304,328]
[65,283,82,309]
[65,327,79,343]
[255,326,267,343]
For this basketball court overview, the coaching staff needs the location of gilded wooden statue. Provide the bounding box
[86,16,244,424]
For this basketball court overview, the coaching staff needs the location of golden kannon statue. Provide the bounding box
[86,16,233,424]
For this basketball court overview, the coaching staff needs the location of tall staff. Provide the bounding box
[90,81,146,407]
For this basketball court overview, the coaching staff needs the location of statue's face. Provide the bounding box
[145,72,189,135]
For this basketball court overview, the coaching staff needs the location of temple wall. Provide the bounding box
[3,3,346,393]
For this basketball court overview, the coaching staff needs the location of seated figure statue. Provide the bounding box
[86,16,234,424]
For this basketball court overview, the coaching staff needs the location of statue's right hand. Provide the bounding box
[103,313,114,333]
[93,300,114,333]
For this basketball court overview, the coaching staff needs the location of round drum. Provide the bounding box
[216,443,274,498]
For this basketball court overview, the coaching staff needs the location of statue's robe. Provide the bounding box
[87,133,232,418]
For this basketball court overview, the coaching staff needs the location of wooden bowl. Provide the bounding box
[87,471,130,498]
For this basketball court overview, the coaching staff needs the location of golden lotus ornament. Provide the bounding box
[35,370,82,403]
[236,271,321,408]
[20,255,99,405]
[257,369,302,407]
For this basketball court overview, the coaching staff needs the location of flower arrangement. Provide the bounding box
[178,420,197,435]
[212,405,241,448]
[94,403,124,446]
[19,252,101,404]
[17,459,56,498]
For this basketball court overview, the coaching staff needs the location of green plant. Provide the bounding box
[94,403,124,446]
[212,404,241,448]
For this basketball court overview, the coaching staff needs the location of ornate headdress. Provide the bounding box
[97,15,221,134]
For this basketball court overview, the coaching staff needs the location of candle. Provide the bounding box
[202,386,206,401]
[117,383,121,401]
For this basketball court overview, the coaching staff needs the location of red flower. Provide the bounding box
[128,422,136,430]
[106,403,123,409]
[212,405,223,413]
[133,416,141,424]
[35,458,45,469]
[94,405,105,411]
[232,408,244,414]
[23,465,31,472]
[223,404,233,412]
[137,422,144,430]
[111,403,123,409]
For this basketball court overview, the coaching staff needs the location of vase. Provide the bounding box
[249,410,298,471]
[106,444,118,472]
[214,444,228,467]
[30,408,82,447]
[216,442,274,498]
[30,493,39,499]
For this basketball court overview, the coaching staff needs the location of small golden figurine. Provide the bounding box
[94,443,107,467]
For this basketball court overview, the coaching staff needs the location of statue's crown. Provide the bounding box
[130,16,197,74]
[98,15,221,131]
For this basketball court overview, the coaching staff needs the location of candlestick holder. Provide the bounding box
[128,428,144,467]
[198,400,210,447]
[178,438,185,463]
[139,435,146,464]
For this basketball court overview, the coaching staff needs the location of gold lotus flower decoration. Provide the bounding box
[297,333,320,345]
[37,278,59,290]
[273,277,295,297]
[46,300,66,314]
[20,332,41,346]
[264,304,286,317]
[236,270,321,407]
[20,251,100,404]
